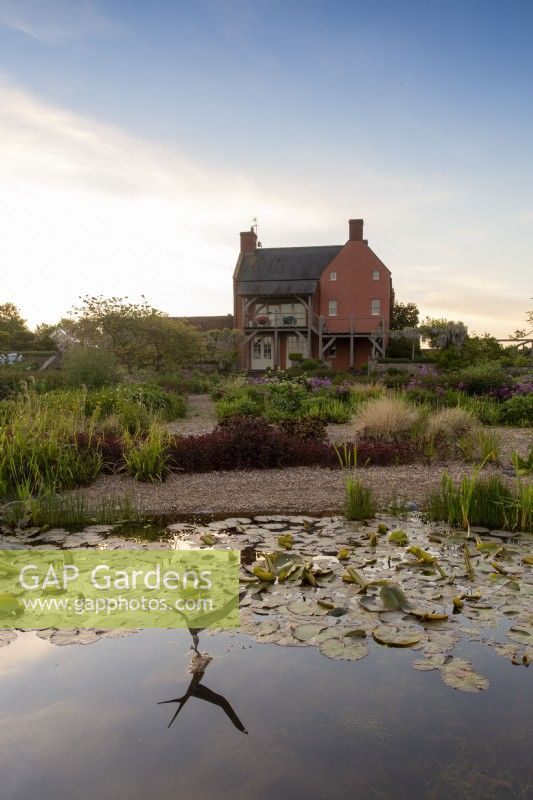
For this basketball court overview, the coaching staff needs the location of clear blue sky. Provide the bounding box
[1,0,532,335]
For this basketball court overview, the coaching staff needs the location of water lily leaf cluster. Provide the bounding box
[187,512,532,692]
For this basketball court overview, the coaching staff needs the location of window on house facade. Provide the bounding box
[328,299,337,317]
[372,269,380,280]
[287,335,303,352]
[328,344,337,358]
[371,299,381,316]
[330,271,337,281]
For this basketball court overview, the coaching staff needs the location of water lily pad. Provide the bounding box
[380,584,409,611]
[0,629,17,647]
[507,627,531,645]
[253,567,275,582]
[372,624,422,647]
[102,628,138,639]
[440,657,489,692]
[409,607,449,622]
[318,636,368,661]
[475,537,502,554]
[359,596,382,612]
[388,530,408,545]
[286,600,328,616]
[328,607,348,617]
[314,627,343,643]
[49,629,103,646]
[0,594,21,618]
[255,619,280,637]
[407,546,436,563]
[412,655,447,671]
[292,623,325,642]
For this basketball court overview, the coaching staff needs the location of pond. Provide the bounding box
[0,627,531,800]
[0,514,531,799]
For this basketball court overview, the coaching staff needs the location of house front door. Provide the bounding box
[251,336,273,370]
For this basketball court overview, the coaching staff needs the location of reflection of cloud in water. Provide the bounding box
[0,631,51,679]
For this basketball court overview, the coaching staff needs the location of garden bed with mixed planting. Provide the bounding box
[0,367,531,528]
[213,365,533,427]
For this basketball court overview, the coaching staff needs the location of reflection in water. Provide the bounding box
[158,589,248,732]
[0,628,531,800]
[158,647,247,733]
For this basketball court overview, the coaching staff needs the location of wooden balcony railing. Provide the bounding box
[244,310,308,329]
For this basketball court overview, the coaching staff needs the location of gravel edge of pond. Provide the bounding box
[70,462,527,517]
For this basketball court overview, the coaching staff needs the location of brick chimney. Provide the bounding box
[240,226,257,254]
[349,218,364,241]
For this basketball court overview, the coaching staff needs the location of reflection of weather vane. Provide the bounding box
[158,590,248,733]
[158,632,248,734]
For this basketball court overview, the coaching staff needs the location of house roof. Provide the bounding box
[236,245,342,296]
[173,315,234,332]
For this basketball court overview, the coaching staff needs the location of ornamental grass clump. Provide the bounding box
[345,477,376,520]
[123,423,170,482]
[303,397,352,423]
[0,389,101,498]
[457,395,502,426]
[426,407,478,444]
[458,429,501,464]
[426,471,528,531]
[509,482,533,532]
[216,394,263,421]
[348,383,385,412]
[353,397,421,441]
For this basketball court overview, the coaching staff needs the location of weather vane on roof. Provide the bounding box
[252,217,262,247]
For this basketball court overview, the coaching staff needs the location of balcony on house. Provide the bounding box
[244,301,308,330]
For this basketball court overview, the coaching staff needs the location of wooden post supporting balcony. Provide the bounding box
[274,310,279,369]
[349,314,354,368]
[307,298,312,358]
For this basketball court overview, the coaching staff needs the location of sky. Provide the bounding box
[0,0,532,336]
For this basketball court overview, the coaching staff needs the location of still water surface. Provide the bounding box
[0,629,531,800]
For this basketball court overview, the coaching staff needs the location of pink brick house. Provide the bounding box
[233,219,393,371]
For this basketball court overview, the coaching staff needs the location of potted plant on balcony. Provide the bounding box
[283,314,297,326]
[255,314,270,326]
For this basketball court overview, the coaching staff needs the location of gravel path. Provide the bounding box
[166,394,217,436]
[73,461,524,517]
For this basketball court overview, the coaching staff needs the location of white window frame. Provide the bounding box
[372,269,380,280]
[371,299,381,316]
[328,299,337,317]
[330,271,337,282]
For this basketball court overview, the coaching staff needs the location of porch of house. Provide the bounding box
[239,296,386,371]
[242,327,385,371]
